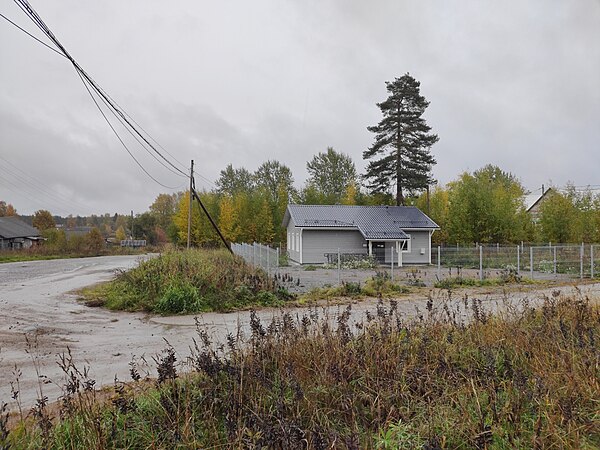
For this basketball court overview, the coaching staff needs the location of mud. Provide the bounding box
[1,255,599,412]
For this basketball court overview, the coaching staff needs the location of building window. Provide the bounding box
[291,232,295,251]
[295,233,300,253]
[400,234,411,253]
[287,232,291,250]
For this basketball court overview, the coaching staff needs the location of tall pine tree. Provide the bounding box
[363,74,439,206]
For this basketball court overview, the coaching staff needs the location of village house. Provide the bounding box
[0,216,42,250]
[282,204,439,265]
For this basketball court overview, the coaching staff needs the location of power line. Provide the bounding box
[0,11,64,57]
[75,70,180,190]
[0,158,90,212]
[4,3,220,190]
[11,0,189,188]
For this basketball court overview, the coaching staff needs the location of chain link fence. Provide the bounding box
[432,244,600,281]
[233,242,599,293]
[231,242,279,276]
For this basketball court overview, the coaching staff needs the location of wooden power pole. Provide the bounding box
[187,160,193,249]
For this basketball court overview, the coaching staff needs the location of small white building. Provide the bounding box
[282,205,439,265]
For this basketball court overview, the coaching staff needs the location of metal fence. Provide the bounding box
[232,243,599,294]
[231,242,279,276]
[432,244,600,280]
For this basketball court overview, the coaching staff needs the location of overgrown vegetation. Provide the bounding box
[4,292,599,448]
[301,271,411,301]
[323,254,378,270]
[80,249,293,314]
[433,267,533,289]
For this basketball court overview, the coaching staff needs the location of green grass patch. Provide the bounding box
[79,249,293,314]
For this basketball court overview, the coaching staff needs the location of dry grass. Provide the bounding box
[2,291,599,449]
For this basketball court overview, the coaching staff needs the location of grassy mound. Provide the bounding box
[82,249,292,313]
[6,292,599,448]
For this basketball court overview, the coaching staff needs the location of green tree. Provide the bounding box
[413,185,449,244]
[43,228,67,252]
[216,164,255,195]
[446,165,531,244]
[254,160,296,244]
[363,73,439,206]
[32,209,56,231]
[254,160,296,203]
[85,228,105,255]
[536,185,600,243]
[537,191,576,243]
[306,147,357,204]
[149,193,178,230]
[134,212,159,245]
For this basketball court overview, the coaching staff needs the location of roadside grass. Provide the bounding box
[0,246,147,264]
[79,249,293,314]
[0,254,69,263]
[3,291,599,448]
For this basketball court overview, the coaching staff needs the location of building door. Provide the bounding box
[372,242,385,263]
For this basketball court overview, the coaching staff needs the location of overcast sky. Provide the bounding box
[1,0,599,216]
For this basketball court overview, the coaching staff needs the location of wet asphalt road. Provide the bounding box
[1,255,599,412]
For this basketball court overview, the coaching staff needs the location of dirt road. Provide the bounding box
[1,255,599,411]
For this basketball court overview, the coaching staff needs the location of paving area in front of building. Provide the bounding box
[273,264,577,294]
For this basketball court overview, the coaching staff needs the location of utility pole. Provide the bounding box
[187,160,194,249]
[130,210,134,239]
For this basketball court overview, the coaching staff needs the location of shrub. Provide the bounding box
[80,249,293,314]
[155,281,201,314]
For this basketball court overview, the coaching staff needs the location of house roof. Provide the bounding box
[0,216,41,239]
[525,188,554,212]
[283,205,439,240]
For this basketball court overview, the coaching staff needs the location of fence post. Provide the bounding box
[479,245,483,281]
[391,246,394,282]
[530,247,534,280]
[580,243,584,279]
[553,246,557,276]
[517,245,520,276]
[437,246,441,280]
[337,248,341,286]
[591,245,595,279]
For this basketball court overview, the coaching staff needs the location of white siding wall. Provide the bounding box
[287,221,301,263]
[400,231,431,264]
[302,229,367,264]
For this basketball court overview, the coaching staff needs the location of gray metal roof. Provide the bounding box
[0,217,40,239]
[283,205,438,240]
